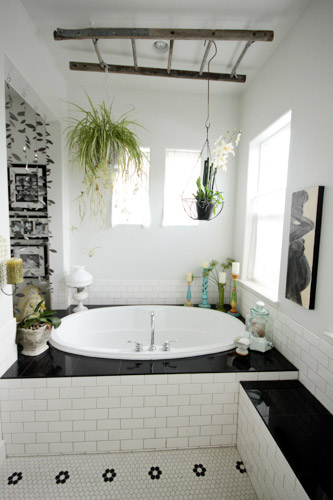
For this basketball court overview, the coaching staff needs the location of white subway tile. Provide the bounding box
[188,436,210,447]
[49,442,73,454]
[190,394,212,405]
[155,407,178,418]
[85,386,108,398]
[155,428,177,439]
[121,375,145,385]
[12,433,36,444]
[167,416,189,427]
[167,374,191,384]
[109,385,132,397]
[37,432,60,443]
[49,421,73,432]
[179,406,201,417]
[85,409,108,420]
[212,393,234,404]
[201,404,223,415]
[73,399,97,410]
[21,379,46,388]
[109,408,132,419]
[22,400,47,411]
[85,430,108,441]
[47,378,71,388]
[133,407,155,418]
[155,385,179,396]
[133,429,155,439]
[25,443,49,454]
[144,396,167,407]
[47,399,72,411]
[121,439,143,450]
[109,429,132,440]
[97,441,120,452]
[2,422,23,433]
[121,419,144,430]
[133,385,156,396]
[9,388,34,400]
[6,444,25,455]
[190,415,211,426]
[10,411,35,423]
[1,400,22,412]
[35,411,60,422]
[166,437,188,448]
[144,438,165,449]
[35,388,59,399]
[97,420,120,430]
[61,431,84,442]
[144,417,166,429]
[121,396,143,408]
[167,395,190,406]
[74,442,97,453]
[60,387,85,399]
[60,409,84,421]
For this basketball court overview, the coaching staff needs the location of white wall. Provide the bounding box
[234,0,333,410]
[66,84,240,282]
[0,0,67,374]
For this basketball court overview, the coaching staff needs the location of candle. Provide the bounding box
[232,262,240,275]
[186,272,193,282]
[218,272,226,284]
[6,258,23,284]
[202,261,209,269]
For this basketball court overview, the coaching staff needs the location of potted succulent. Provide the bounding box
[193,130,241,220]
[66,92,146,223]
[17,300,61,356]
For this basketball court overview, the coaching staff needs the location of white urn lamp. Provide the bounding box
[66,265,93,313]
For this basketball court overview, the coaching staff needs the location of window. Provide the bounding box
[163,149,201,226]
[245,112,291,300]
[111,148,150,226]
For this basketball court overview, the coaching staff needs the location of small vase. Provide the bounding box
[17,324,51,356]
[196,201,214,220]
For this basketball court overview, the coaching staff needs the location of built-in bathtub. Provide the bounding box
[50,305,245,360]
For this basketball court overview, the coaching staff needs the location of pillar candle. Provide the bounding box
[6,258,23,284]
[232,262,240,275]
[218,272,226,284]
[202,261,209,269]
[186,272,193,282]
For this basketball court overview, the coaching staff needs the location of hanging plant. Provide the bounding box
[66,93,146,222]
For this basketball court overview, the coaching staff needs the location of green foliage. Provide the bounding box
[66,93,146,223]
[203,258,235,285]
[18,300,61,330]
[193,177,224,213]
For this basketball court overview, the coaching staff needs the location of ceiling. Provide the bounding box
[20,0,311,95]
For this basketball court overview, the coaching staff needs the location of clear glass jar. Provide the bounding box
[245,301,274,352]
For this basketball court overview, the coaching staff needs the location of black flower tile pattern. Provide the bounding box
[55,470,70,484]
[148,466,162,480]
[7,472,22,485]
[193,464,206,477]
[236,461,247,473]
[102,468,117,482]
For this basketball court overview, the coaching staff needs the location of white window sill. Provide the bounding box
[238,279,279,306]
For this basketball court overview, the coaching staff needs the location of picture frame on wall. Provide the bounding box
[8,164,47,211]
[285,185,324,309]
[10,217,49,239]
[12,244,47,278]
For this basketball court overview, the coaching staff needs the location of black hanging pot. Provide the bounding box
[196,201,214,220]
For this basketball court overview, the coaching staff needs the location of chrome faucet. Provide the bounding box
[149,311,156,351]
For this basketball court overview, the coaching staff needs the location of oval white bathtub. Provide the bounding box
[50,305,245,360]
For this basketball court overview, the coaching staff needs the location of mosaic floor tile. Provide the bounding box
[0,446,257,500]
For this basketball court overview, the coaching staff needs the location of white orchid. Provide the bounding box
[213,130,241,172]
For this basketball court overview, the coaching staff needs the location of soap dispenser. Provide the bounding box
[245,301,273,353]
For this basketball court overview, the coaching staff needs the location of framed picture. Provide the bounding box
[12,244,47,278]
[34,218,49,237]
[8,164,47,210]
[285,186,324,309]
[10,218,23,238]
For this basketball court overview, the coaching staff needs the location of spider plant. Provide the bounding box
[66,93,146,223]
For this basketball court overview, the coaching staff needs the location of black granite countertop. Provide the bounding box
[2,346,297,379]
[241,380,333,500]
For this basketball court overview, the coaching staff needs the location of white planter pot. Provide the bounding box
[17,324,52,356]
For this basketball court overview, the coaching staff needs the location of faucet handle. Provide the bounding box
[162,340,179,351]
[127,340,143,352]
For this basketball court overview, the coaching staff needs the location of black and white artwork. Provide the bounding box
[12,245,46,278]
[8,164,47,210]
[285,186,324,309]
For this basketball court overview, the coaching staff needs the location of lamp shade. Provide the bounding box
[66,265,93,288]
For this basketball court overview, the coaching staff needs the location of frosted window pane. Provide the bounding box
[163,149,201,226]
[258,125,290,196]
[112,149,150,226]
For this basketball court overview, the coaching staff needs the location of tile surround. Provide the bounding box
[238,380,333,500]
[0,368,297,458]
[51,279,230,311]
[238,282,333,414]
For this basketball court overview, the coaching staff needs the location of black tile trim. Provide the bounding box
[241,380,333,500]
